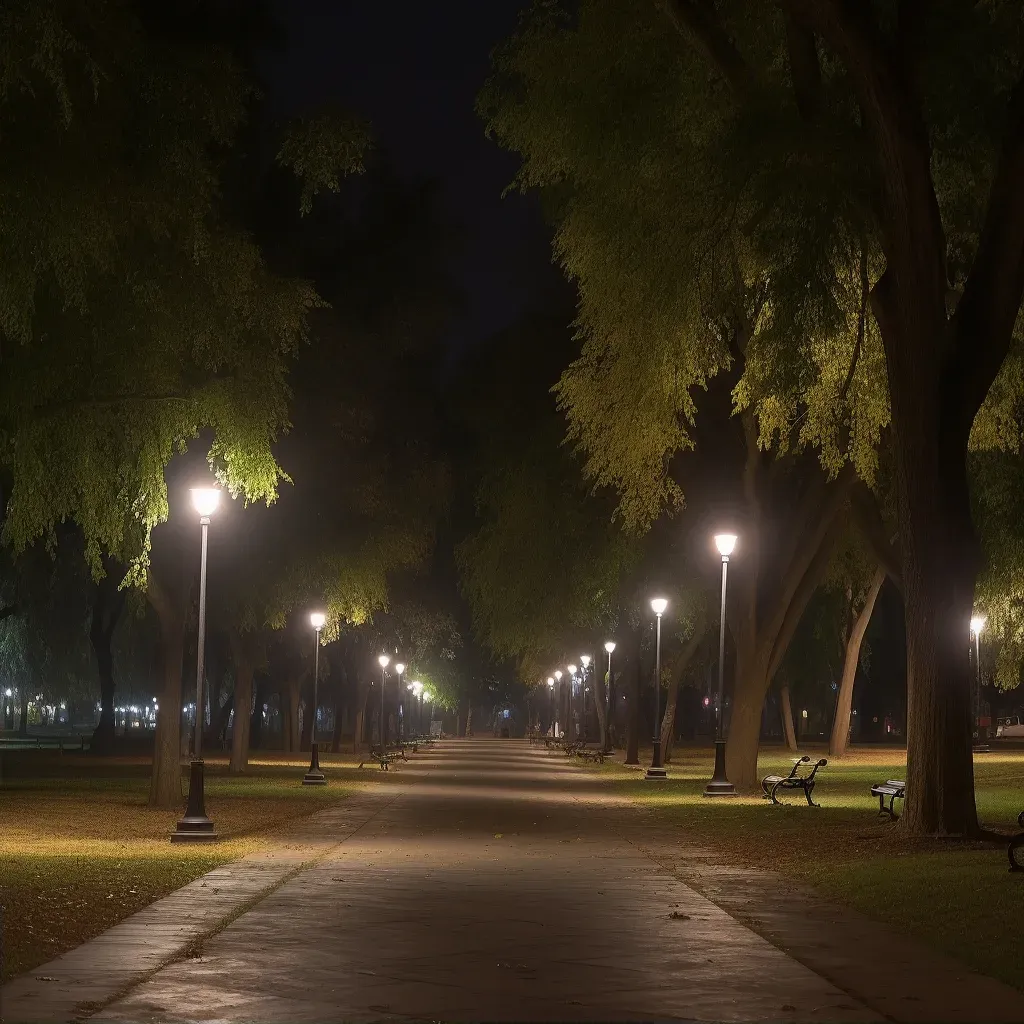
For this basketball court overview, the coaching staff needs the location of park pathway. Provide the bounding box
[5,738,1024,1023]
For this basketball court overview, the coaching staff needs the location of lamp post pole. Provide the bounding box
[303,614,327,785]
[173,488,221,842]
[580,656,591,745]
[394,663,405,744]
[378,655,389,754]
[971,616,986,745]
[604,642,615,753]
[554,671,563,738]
[705,534,738,797]
[646,600,668,780]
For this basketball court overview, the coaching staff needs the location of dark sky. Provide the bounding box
[264,0,564,352]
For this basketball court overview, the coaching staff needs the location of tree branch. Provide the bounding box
[952,72,1024,424]
[850,482,904,592]
[758,462,856,654]
[660,0,751,93]
[767,519,842,679]
[0,604,16,623]
[785,15,822,121]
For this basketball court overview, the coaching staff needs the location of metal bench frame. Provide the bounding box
[761,756,827,806]
[870,779,906,819]
[1009,811,1024,872]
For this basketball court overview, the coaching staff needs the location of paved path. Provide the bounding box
[5,739,1024,1023]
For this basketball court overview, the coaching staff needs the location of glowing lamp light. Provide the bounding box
[650,597,668,616]
[310,612,326,631]
[4,688,11,697]
[970,615,986,635]
[715,533,738,557]
[546,676,554,687]
[604,641,616,654]
[395,662,405,675]
[580,655,591,669]
[554,670,562,681]
[567,663,578,675]
[190,487,220,518]
[378,654,390,668]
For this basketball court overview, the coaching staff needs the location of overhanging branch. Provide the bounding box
[660,0,751,93]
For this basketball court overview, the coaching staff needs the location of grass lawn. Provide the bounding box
[608,745,1024,990]
[0,749,378,981]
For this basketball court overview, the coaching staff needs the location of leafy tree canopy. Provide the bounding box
[0,0,367,579]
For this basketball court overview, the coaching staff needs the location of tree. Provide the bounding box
[0,1,369,806]
[482,2,1024,831]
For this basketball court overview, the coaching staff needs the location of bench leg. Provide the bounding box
[804,782,819,808]
[1009,835,1024,872]
[769,782,783,805]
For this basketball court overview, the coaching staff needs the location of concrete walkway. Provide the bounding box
[4,739,1024,1023]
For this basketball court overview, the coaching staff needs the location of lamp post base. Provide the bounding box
[703,739,736,797]
[302,742,327,786]
[171,760,219,842]
[644,765,668,780]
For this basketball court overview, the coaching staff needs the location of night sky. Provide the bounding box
[264,0,563,353]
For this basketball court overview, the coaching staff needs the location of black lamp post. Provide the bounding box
[645,599,668,780]
[705,533,738,797]
[377,654,389,753]
[303,613,327,785]
[603,642,615,753]
[172,487,221,842]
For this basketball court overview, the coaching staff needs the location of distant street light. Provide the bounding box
[579,656,591,744]
[603,642,615,753]
[546,676,555,737]
[646,599,669,780]
[567,665,578,740]
[553,670,563,738]
[377,654,390,754]
[172,487,221,842]
[971,615,987,743]
[705,533,738,797]
[303,613,327,786]
[394,663,406,741]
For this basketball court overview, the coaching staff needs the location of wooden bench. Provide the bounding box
[761,756,827,806]
[1009,811,1024,872]
[576,746,606,764]
[870,779,906,819]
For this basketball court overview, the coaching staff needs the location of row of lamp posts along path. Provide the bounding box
[543,532,739,797]
[171,484,433,844]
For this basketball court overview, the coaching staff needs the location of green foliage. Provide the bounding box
[0,0,368,580]
[480,1,1022,532]
[276,109,371,215]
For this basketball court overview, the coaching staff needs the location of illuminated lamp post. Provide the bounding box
[377,654,390,753]
[704,533,738,797]
[172,487,220,842]
[971,616,986,744]
[394,662,405,742]
[603,642,616,753]
[303,612,327,786]
[645,599,668,780]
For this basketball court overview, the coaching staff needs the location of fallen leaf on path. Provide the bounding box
[494,833,503,838]
[669,911,691,920]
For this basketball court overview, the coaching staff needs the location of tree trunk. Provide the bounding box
[594,667,608,751]
[18,696,28,737]
[724,640,772,791]
[830,568,885,757]
[779,683,798,751]
[300,678,314,752]
[283,677,300,752]
[875,291,981,834]
[148,566,186,809]
[250,675,266,750]
[465,703,474,737]
[660,675,680,764]
[331,699,343,752]
[625,629,640,765]
[229,635,254,773]
[89,567,125,754]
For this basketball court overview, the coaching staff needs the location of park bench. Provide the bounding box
[358,744,407,771]
[1009,811,1024,872]
[870,779,906,819]
[576,746,606,764]
[761,756,828,806]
